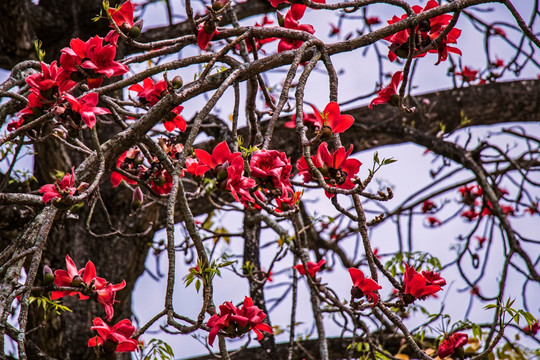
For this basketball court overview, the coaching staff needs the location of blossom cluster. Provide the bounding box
[206,297,273,346]
[292,259,446,308]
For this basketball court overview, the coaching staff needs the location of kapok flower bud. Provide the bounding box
[212,0,224,11]
[131,187,144,211]
[71,275,83,287]
[277,11,285,27]
[43,265,55,285]
[129,19,144,38]
[320,126,333,141]
[172,75,183,89]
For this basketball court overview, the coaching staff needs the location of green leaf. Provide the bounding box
[373,152,380,165]
[195,279,201,293]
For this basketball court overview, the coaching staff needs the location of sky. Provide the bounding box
[1,0,539,359]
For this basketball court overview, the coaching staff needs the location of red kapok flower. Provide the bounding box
[51,255,126,320]
[60,35,128,88]
[456,66,478,83]
[206,297,272,347]
[461,209,479,222]
[348,268,382,307]
[163,105,186,132]
[193,141,241,177]
[296,142,361,198]
[422,200,436,213]
[63,92,110,129]
[384,1,461,64]
[197,21,219,50]
[249,149,292,195]
[151,169,173,195]
[230,297,273,341]
[26,61,74,95]
[111,149,140,187]
[369,71,402,109]
[366,16,381,25]
[8,93,46,132]
[108,0,135,30]
[426,216,442,227]
[51,255,96,300]
[39,168,78,203]
[402,263,444,304]
[95,281,127,321]
[293,259,326,278]
[421,270,446,287]
[206,301,237,346]
[88,317,138,353]
[277,10,315,53]
[226,156,257,203]
[437,332,468,358]
[128,78,167,106]
[269,0,325,21]
[284,111,318,129]
[310,102,355,135]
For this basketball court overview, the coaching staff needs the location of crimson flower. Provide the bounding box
[60,35,129,88]
[525,202,538,215]
[111,149,140,187]
[226,156,257,203]
[51,255,126,320]
[402,263,444,304]
[421,270,446,287]
[249,149,292,195]
[197,22,219,50]
[241,16,277,53]
[426,216,442,227]
[278,10,315,53]
[437,332,468,358]
[296,142,362,198]
[275,189,302,212]
[284,111,318,129]
[8,93,47,131]
[88,317,138,353]
[206,297,272,347]
[230,297,273,341]
[39,168,78,203]
[151,169,173,195]
[293,259,326,278]
[384,1,461,64]
[63,93,110,129]
[366,16,381,25]
[310,102,354,135]
[422,200,436,213]
[193,141,241,177]
[51,255,96,300]
[26,61,74,96]
[163,105,186,132]
[475,236,487,248]
[95,281,127,321]
[461,209,479,222]
[348,268,382,307]
[328,23,340,37]
[128,78,167,106]
[456,66,478,83]
[269,0,325,21]
[108,1,135,30]
[369,71,402,109]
